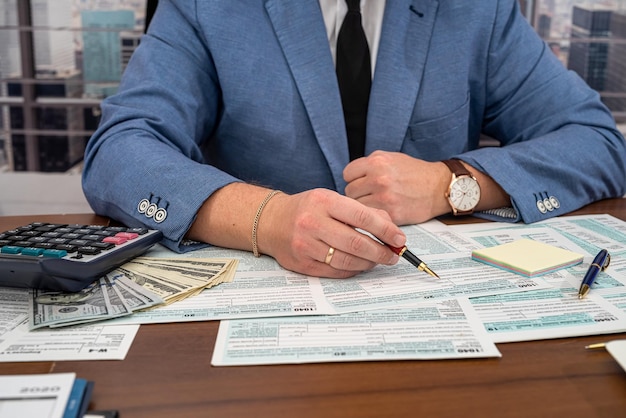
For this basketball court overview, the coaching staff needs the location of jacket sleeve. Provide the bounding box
[459,0,626,223]
[82,0,238,252]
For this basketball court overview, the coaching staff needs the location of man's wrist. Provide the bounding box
[442,159,481,216]
[251,190,282,257]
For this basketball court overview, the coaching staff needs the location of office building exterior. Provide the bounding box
[1,2,139,172]
[8,71,90,172]
[568,6,612,92]
[81,10,135,98]
[605,11,626,121]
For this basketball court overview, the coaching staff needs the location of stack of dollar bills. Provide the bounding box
[29,256,238,329]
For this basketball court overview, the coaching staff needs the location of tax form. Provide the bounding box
[0,287,139,361]
[108,270,333,324]
[438,217,626,342]
[110,240,549,325]
[469,287,626,343]
[0,319,139,361]
[212,298,500,366]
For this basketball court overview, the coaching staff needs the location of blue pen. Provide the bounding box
[578,249,610,299]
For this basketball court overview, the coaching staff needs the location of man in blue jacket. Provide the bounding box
[83,0,626,278]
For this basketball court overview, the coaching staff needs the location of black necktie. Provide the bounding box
[336,0,371,161]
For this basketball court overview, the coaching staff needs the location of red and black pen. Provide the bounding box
[386,244,440,278]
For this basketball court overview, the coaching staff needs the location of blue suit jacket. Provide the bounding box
[83,0,626,251]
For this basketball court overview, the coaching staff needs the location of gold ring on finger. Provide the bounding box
[324,247,335,265]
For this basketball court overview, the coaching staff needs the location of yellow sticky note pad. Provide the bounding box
[471,239,583,277]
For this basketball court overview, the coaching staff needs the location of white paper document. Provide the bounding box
[0,373,75,418]
[440,216,626,342]
[0,286,139,361]
[470,287,626,342]
[4,214,626,364]
[112,224,551,325]
[109,270,332,324]
[606,340,626,372]
[319,251,550,313]
[0,287,28,345]
[0,319,139,362]
[211,298,501,366]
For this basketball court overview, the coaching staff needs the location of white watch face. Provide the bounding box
[449,176,481,211]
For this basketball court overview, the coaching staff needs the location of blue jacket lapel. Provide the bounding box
[265,0,349,190]
[368,0,439,153]
[264,0,438,191]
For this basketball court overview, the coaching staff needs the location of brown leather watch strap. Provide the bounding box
[442,159,470,177]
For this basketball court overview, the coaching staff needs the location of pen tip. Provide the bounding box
[425,267,440,279]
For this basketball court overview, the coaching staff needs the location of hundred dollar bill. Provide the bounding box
[47,276,134,328]
[29,279,111,329]
[28,256,238,328]
[114,266,189,302]
[124,258,225,287]
[119,257,238,305]
[106,272,164,311]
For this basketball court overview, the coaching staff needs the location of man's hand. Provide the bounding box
[343,151,450,225]
[343,150,510,225]
[187,184,405,279]
[258,188,404,278]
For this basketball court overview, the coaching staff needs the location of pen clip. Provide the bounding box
[601,253,611,271]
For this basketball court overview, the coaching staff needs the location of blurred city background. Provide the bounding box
[0,0,624,175]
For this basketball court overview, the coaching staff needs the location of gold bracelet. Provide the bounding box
[252,190,281,257]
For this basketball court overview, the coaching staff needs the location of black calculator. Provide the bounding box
[0,222,163,292]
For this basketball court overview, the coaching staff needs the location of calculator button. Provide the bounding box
[34,224,65,232]
[61,233,82,240]
[116,232,139,240]
[103,236,128,245]
[1,246,22,254]
[16,225,37,231]
[21,230,42,237]
[90,242,115,250]
[85,225,105,231]
[77,246,101,255]
[33,243,56,250]
[81,234,103,241]
[21,247,44,256]
[92,230,117,237]
[55,244,78,253]
[48,238,70,245]
[69,239,90,247]
[7,235,28,241]
[42,249,68,258]
[106,227,128,232]
[127,228,149,235]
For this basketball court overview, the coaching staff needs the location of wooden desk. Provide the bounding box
[1,203,625,417]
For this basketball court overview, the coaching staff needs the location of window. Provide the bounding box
[526,0,626,123]
[0,0,624,173]
[0,0,148,172]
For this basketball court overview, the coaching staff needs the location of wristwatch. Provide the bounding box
[442,159,481,216]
